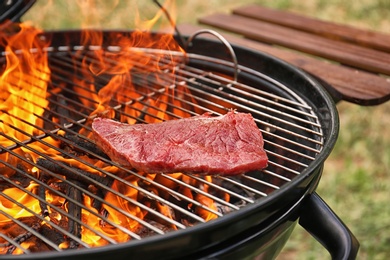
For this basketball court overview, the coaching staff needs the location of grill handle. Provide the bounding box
[299,192,359,260]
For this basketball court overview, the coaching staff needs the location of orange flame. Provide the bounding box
[0,23,50,147]
[0,183,40,222]
[0,0,225,252]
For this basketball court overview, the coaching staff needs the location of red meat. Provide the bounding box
[91,111,268,176]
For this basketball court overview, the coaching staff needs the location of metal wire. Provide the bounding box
[0,44,324,253]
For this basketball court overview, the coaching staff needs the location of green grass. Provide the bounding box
[22,1,390,259]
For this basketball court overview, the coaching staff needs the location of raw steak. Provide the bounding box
[91,112,268,176]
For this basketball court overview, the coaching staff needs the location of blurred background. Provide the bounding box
[21,0,390,259]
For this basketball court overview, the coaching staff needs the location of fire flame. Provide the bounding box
[0,23,50,148]
[0,0,222,254]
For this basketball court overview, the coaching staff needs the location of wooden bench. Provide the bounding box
[178,4,390,106]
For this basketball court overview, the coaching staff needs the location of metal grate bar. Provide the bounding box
[1,95,250,221]
[1,47,319,187]
[63,47,323,147]
[161,174,240,211]
[169,70,323,143]
[0,229,31,254]
[240,174,280,190]
[104,50,323,141]
[0,132,167,239]
[0,44,326,253]
[116,62,324,148]
[1,133,192,231]
[0,209,60,252]
[219,176,269,197]
[117,71,323,164]
[129,48,314,109]
[132,49,321,119]
[1,110,236,227]
[103,69,323,160]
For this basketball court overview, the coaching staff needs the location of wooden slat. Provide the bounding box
[178,24,390,105]
[233,5,390,53]
[198,13,390,76]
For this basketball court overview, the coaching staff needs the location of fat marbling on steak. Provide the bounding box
[91,111,268,176]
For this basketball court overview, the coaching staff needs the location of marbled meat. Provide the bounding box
[91,111,268,175]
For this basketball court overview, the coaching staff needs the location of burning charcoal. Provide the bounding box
[37,185,49,217]
[49,181,87,201]
[21,238,51,253]
[67,181,83,248]
[15,162,33,187]
[49,181,68,193]
[166,193,193,224]
[91,189,105,212]
[86,184,107,214]
[37,158,114,223]
[0,170,26,191]
[58,131,110,160]
[39,224,66,247]
[0,215,71,253]
[36,158,113,189]
[38,171,52,217]
[0,159,37,192]
[51,181,106,221]
[68,240,80,250]
[140,193,182,230]
[66,180,82,243]
[4,222,40,254]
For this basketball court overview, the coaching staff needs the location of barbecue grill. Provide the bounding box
[0,1,359,259]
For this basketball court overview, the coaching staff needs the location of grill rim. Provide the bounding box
[0,30,339,258]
